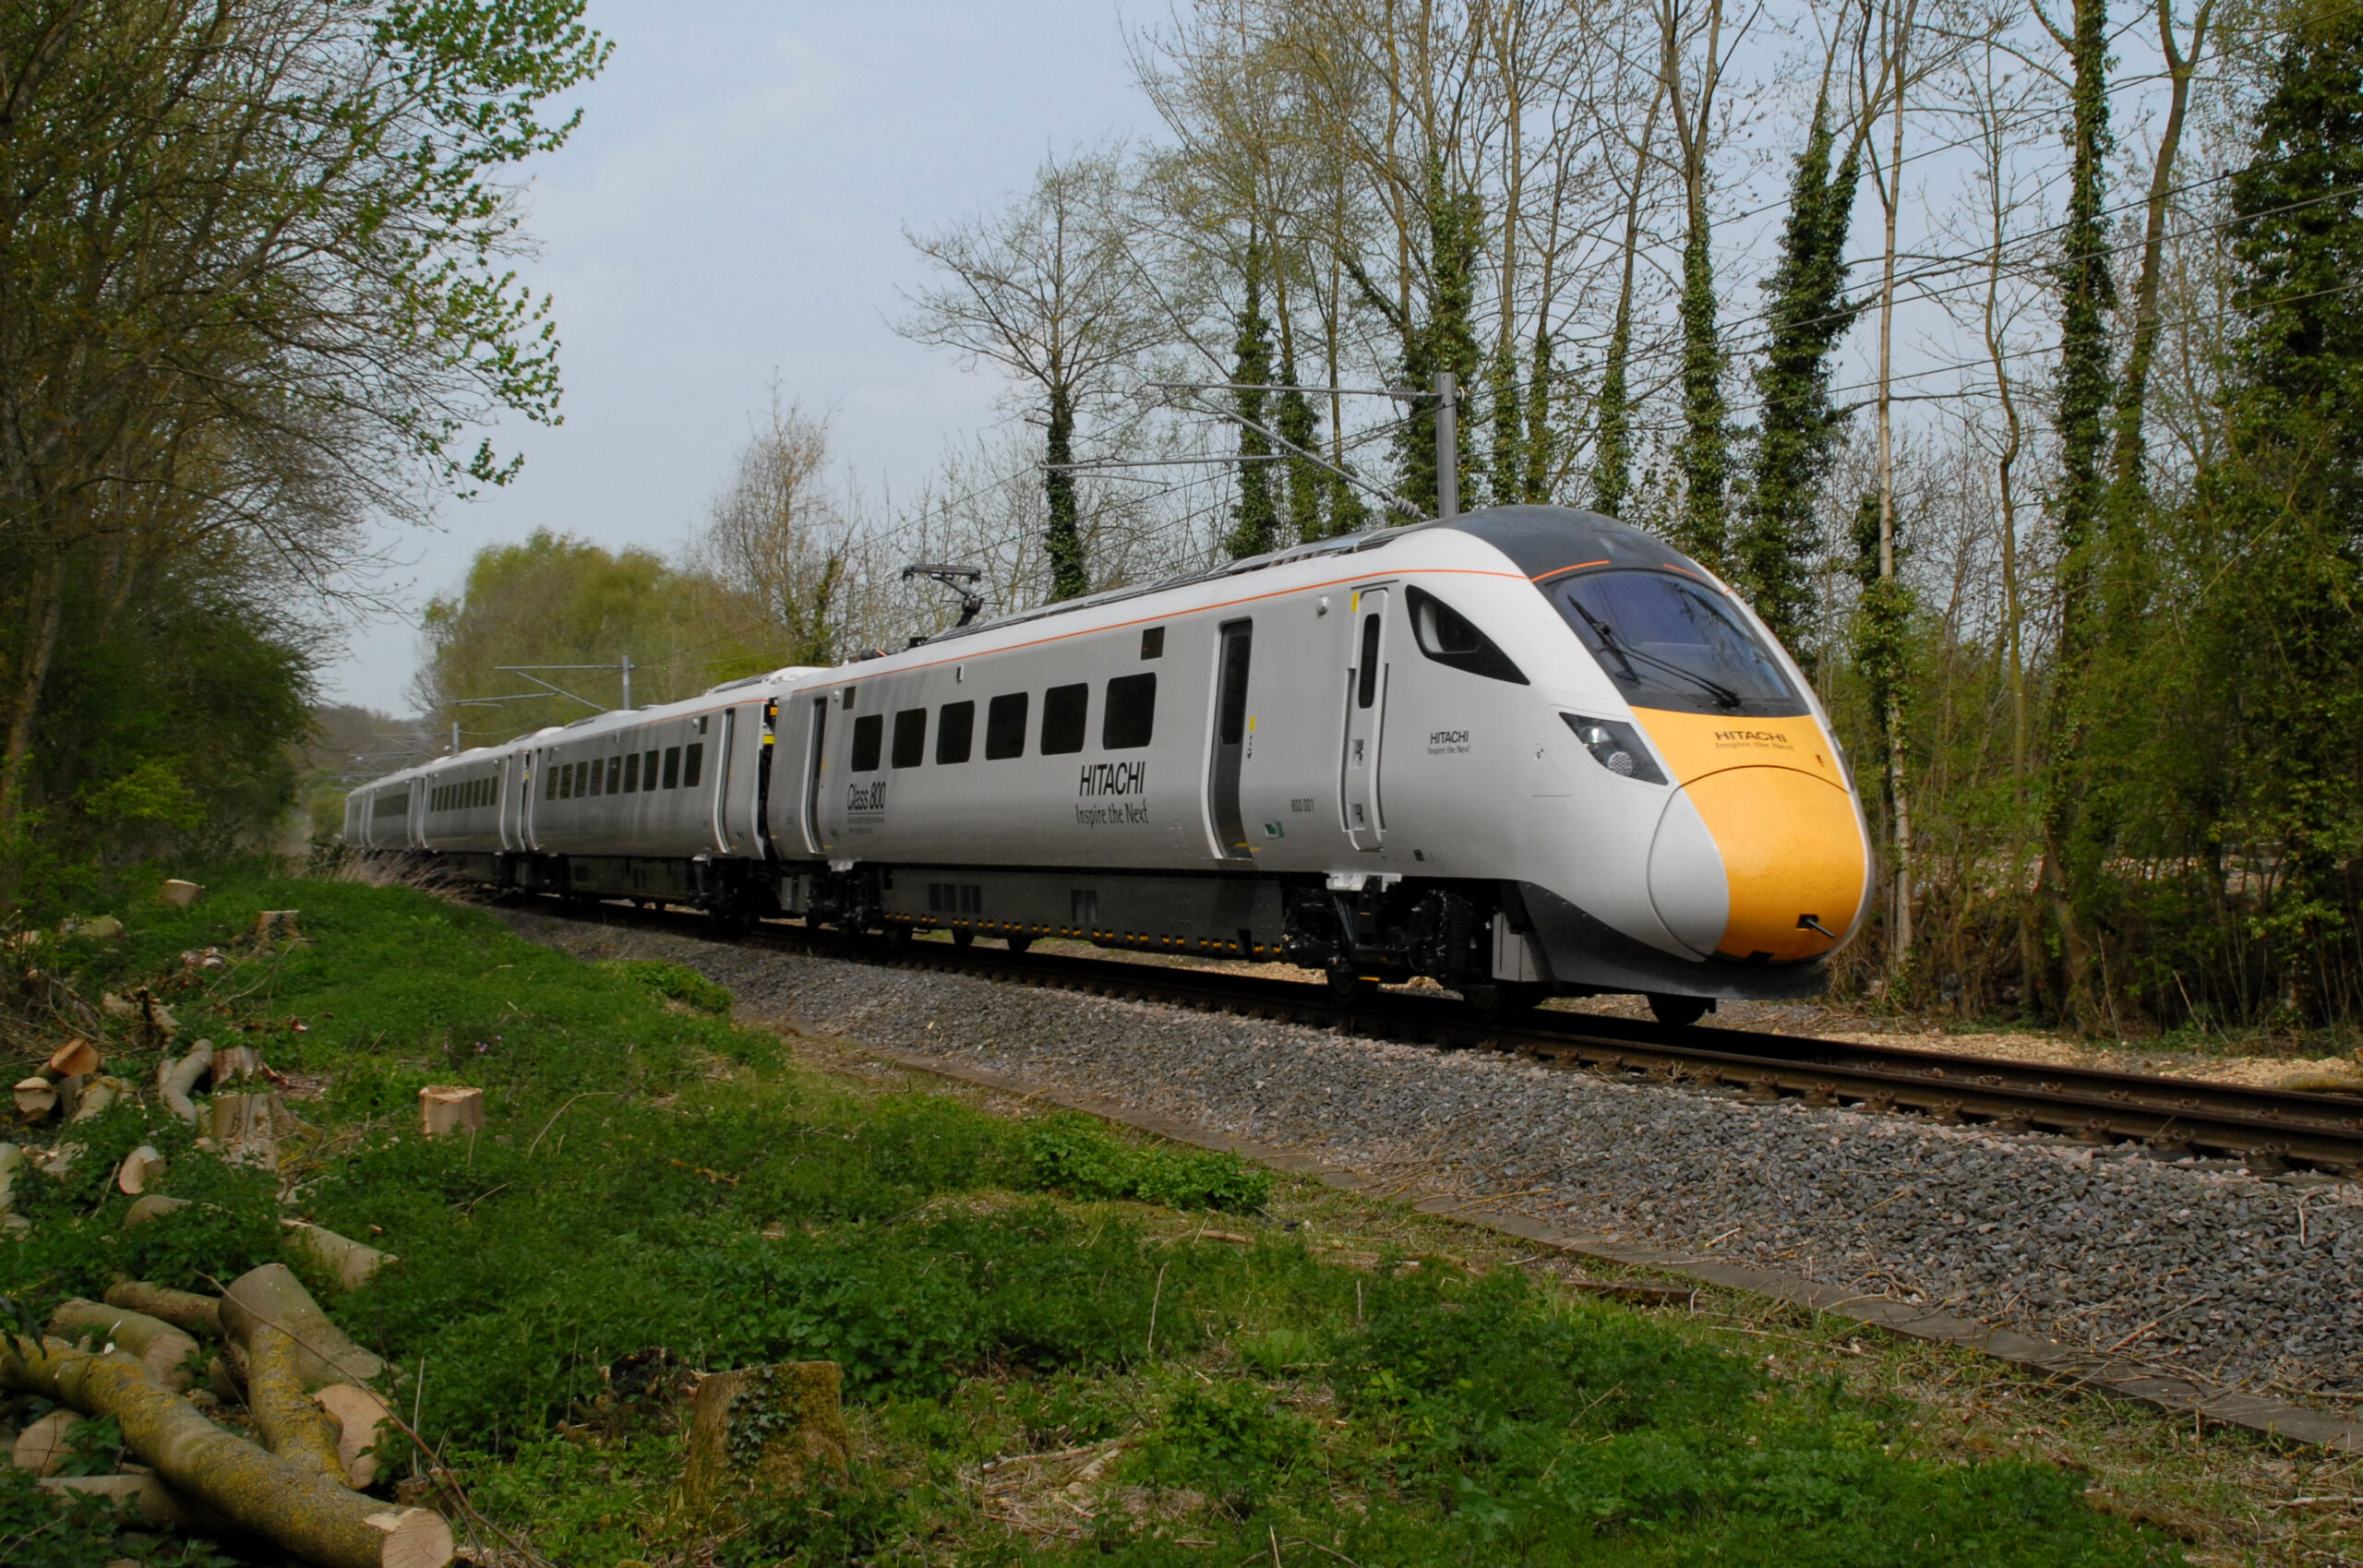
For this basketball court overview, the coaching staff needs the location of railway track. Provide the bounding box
[530,894,2363,1179]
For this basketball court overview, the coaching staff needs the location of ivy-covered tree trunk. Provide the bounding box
[1673,216,1729,570]
[1228,243,1278,559]
[1593,85,1662,521]
[2203,1,2363,1022]
[1523,324,1555,502]
[1043,385,1088,602]
[2038,0,2117,1028]
[1488,335,1521,508]
[1740,93,1860,652]
[1274,342,1323,545]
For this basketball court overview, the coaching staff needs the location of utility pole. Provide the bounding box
[1433,370,1459,521]
[620,654,632,711]
[450,721,460,755]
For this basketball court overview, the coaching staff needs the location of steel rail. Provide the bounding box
[527,895,2363,1177]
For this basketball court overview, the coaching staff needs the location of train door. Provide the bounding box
[1206,620,1253,858]
[798,695,829,855]
[710,707,739,854]
[1340,588,1389,850]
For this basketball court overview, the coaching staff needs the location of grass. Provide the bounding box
[0,868,2314,1564]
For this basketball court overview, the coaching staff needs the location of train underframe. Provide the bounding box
[396,849,1764,1024]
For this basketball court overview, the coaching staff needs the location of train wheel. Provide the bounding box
[1004,934,1034,955]
[1325,966,1366,1004]
[1463,983,1541,1024]
[952,928,976,948]
[1648,993,1712,1028]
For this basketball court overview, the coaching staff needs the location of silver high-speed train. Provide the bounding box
[346,506,1871,1023]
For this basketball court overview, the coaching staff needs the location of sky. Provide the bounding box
[325,1,1154,714]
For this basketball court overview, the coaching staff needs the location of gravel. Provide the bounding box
[502,910,2363,1406]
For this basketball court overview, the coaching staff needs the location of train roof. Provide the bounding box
[907,505,1701,652]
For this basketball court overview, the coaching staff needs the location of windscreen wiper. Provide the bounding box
[1570,602,1744,710]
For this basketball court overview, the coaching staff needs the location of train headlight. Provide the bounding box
[1560,714,1668,784]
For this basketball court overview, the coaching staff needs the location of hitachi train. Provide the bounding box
[346,506,1872,1023]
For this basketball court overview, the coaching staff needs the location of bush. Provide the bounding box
[597,958,734,1016]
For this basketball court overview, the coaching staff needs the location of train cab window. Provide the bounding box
[849,714,883,772]
[1041,683,1088,755]
[1102,673,1157,749]
[624,752,640,793]
[937,700,975,764]
[662,746,681,789]
[1406,586,1529,685]
[683,742,703,788]
[1140,627,1164,659]
[606,756,622,794]
[891,708,927,768]
[985,693,1028,760]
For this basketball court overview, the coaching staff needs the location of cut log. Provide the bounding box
[219,1264,386,1389]
[210,1044,261,1083]
[211,1092,281,1169]
[252,910,300,941]
[74,1075,129,1122]
[115,1144,166,1194]
[101,991,138,1019]
[314,1382,395,1489]
[285,1220,398,1290]
[40,1471,232,1532]
[0,1335,451,1568]
[47,1037,101,1078]
[681,1360,850,1505]
[249,1319,349,1483]
[103,1280,220,1338]
[39,1142,81,1176]
[13,1406,78,1473]
[48,1299,201,1391]
[417,1085,484,1139]
[159,1040,213,1124]
[60,915,125,940]
[123,1193,192,1227]
[159,880,204,906]
[15,1076,56,1120]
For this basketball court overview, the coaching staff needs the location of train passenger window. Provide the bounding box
[849,714,883,772]
[985,693,1028,760]
[606,756,622,793]
[642,748,658,785]
[1357,614,1382,708]
[1102,673,1156,749]
[683,742,703,788]
[558,765,571,800]
[624,752,640,793]
[545,767,558,801]
[662,747,681,789]
[1140,627,1164,659]
[587,760,601,797]
[1041,683,1088,755]
[937,700,975,764]
[577,761,591,796]
[891,708,927,769]
[1406,586,1529,685]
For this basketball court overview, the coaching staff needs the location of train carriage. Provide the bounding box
[367,506,1872,1022]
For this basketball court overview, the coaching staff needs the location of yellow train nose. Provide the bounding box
[1649,766,1868,961]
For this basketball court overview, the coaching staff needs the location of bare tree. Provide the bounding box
[900,147,1160,600]
[696,391,848,667]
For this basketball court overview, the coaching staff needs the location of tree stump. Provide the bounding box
[159,880,204,906]
[681,1361,850,1505]
[417,1086,484,1139]
[211,1093,282,1168]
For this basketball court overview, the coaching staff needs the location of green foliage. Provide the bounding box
[1,877,2174,1566]
[0,1461,236,1568]
[1742,92,1862,650]
[415,530,777,743]
[1022,1114,1272,1212]
[597,959,734,1015]
[1228,241,1279,560]
[1673,216,1730,572]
